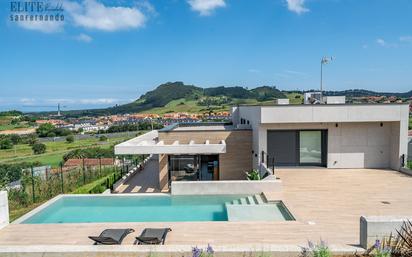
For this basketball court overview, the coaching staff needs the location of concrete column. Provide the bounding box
[0,191,9,229]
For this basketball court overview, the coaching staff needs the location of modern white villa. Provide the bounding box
[115,102,410,190]
[0,101,411,257]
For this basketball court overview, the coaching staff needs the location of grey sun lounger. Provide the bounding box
[135,228,172,245]
[89,228,135,245]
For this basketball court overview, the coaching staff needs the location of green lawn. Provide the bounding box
[141,98,282,115]
[141,98,225,114]
[0,135,133,167]
[0,116,30,131]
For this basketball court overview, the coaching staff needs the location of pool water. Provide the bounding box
[21,195,294,224]
[22,195,246,224]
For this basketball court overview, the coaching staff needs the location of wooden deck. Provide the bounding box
[0,168,411,246]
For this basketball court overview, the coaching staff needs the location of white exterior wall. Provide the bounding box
[259,122,394,169]
[238,104,409,170]
[237,106,261,169]
[0,191,9,229]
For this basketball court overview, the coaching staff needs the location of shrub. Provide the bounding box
[99,135,108,141]
[10,134,21,144]
[47,132,56,137]
[191,244,214,257]
[66,135,75,143]
[36,123,56,137]
[25,134,38,145]
[32,142,46,155]
[0,138,13,149]
[245,169,261,180]
[300,240,331,257]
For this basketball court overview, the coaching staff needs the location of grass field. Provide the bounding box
[0,135,134,167]
[141,99,213,114]
[0,116,30,131]
[141,97,292,115]
[285,92,304,104]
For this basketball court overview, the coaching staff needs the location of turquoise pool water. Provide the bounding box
[22,195,251,224]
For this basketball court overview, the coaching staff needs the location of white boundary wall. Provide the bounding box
[360,216,412,249]
[0,191,9,229]
[171,176,281,195]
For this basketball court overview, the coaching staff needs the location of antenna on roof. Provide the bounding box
[320,56,334,103]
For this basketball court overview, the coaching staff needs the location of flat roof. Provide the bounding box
[114,130,227,155]
[160,122,245,132]
[173,125,234,131]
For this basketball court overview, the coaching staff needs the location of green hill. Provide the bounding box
[60,82,286,117]
[33,83,411,117]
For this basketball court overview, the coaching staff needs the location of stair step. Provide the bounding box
[247,196,256,205]
[240,198,247,205]
[254,194,265,204]
[231,200,239,205]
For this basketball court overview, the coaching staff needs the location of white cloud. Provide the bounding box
[187,0,226,16]
[20,98,36,105]
[376,38,386,46]
[15,15,64,33]
[13,0,150,33]
[376,38,398,48]
[78,98,118,104]
[399,35,412,43]
[248,69,261,73]
[65,0,147,31]
[46,98,118,104]
[286,0,309,14]
[284,69,306,76]
[75,33,92,42]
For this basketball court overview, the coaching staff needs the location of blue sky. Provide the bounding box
[0,0,411,111]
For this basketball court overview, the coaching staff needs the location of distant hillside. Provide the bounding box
[318,89,412,98]
[33,83,410,117]
[59,82,286,117]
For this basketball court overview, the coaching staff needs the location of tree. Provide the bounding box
[26,134,38,145]
[10,134,21,145]
[36,123,56,137]
[0,139,13,149]
[32,142,46,155]
[66,135,75,143]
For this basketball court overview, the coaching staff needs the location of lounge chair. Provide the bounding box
[135,228,172,245]
[89,228,135,245]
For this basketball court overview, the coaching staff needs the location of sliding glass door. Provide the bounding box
[267,130,327,167]
[299,131,322,164]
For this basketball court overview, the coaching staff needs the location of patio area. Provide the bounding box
[0,168,411,248]
[114,157,161,193]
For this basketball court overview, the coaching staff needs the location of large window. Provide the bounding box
[299,131,322,164]
[169,155,199,181]
[168,155,219,181]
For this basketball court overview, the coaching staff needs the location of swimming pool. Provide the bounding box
[18,194,294,224]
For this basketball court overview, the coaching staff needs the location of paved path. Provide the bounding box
[114,158,160,193]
